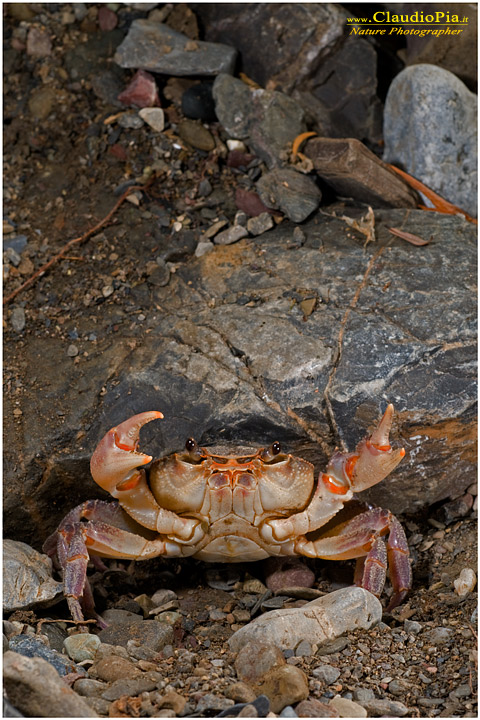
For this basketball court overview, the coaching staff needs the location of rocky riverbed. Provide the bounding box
[3,3,477,718]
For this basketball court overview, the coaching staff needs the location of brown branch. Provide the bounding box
[4,181,154,306]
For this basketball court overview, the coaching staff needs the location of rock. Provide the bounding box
[329,696,367,717]
[114,21,237,76]
[74,678,106,697]
[453,568,476,596]
[228,587,382,652]
[383,64,477,217]
[196,4,346,92]
[3,540,63,612]
[235,641,285,684]
[98,5,117,32]
[195,240,214,257]
[5,211,476,545]
[235,188,274,218]
[247,213,274,236]
[213,74,306,168]
[178,119,215,151]
[26,26,52,57]
[98,619,173,650]
[8,635,85,677]
[294,37,383,143]
[94,655,141,682]
[214,225,249,246]
[27,87,57,120]
[358,698,409,716]
[63,633,100,662]
[305,137,418,208]
[217,694,270,718]
[195,694,235,714]
[118,69,160,108]
[3,651,96,717]
[264,558,315,593]
[139,107,165,132]
[296,698,340,717]
[439,493,474,523]
[182,83,217,122]
[256,665,309,714]
[101,672,161,701]
[10,307,25,333]
[311,665,341,684]
[404,619,422,635]
[257,168,321,223]
[225,682,257,703]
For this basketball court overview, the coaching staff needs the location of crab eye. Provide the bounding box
[271,441,281,456]
[185,438,197,452]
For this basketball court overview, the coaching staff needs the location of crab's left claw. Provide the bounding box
[90,411,163,493]
[324,404,405,495]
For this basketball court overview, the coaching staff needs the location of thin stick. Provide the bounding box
[4,181,153,306]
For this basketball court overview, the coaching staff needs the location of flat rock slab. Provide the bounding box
[4,210,476,544]
[305,137,418,208]
[114,20,237,76]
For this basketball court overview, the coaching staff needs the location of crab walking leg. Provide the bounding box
[90,411,201,542]
[294,507,411,607]
[262,405,405,543]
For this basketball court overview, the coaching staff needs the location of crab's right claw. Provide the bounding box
[90,411,163,493]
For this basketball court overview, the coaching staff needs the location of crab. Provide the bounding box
[43,404,412,625]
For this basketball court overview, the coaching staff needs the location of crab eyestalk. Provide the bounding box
[323,404,405,495]
[90,411,163,493]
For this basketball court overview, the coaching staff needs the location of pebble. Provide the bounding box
[4,247,21,266]
[235,188,273,218]
[178,119,215,151]
[358,698,409,716]
[225,682,257,703]
[329,696,367,718]
[67,344,78,357]
[139,107,165,132]
[4,235,27,254]
[150,588,178,605]
[101,608,144,625]
[8,635,85,678]
[98,5,117,31]
[156,610,183,625]
[312,664,341,684]
[114,21,237,76]
[295,697,339,717]
[404,619,422,634]
[117,112,145,129]
[353,688,375,702]
[195,693,235,714]
[26,26,52,57]
[195,240,215,257]
[93,654,141,682]
[279,707,298,718]
[182,83,217,122]
[10,307,25,333]
[3,652,95,717]
[214,225,249,246]
[235,641,285,685]
[74,677,106,697]
[383,64,477,217]
[295,640,313,657]
[98,619,173,650]
[118,69,160,108]
[229,588,381,652]
[453,567,476,596]
[424,627,454,644]
[247,212,274,236]
[265,558,315,593]
[63,633,100,662]
[101,671,161,701]
[256,168,322,223]
[28,86,57,120]
[256,664,309,714]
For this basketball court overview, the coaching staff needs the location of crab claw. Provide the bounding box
[323,404,405,495]
[90,411,163,493]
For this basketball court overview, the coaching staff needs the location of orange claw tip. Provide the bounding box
[400,448,406,458]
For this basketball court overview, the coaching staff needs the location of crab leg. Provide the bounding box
[44,499,195,625]
[294,507,411,609]
[90,412,201,542]
[262,405,405,543]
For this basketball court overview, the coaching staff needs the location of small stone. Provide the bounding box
[101,672,160,701]
[66,344,78,357]
[454,568,476,596]
[158,689,187,715]
[26,27,52,57]
[74,677,106,697]
[234,210,248,227]
[256,664,309,714]
[424,627,454,644]
[202,219,228,239]
[195,240,214,257]
[182,83,217,122]
[235,188,273,218]
[214,225,249,246]
[388,679,405,695]
[225,682,257,703]
[147,259,170,286]
[178,119,215,151]
[257,168,321,223]
[102,285,114,297]
[295,697,339,717]
[155,611,182,625]
[3,539,63,612]
[28,87,57,120]
[279,707,298,718]
[98,619,173,651]
[10,307,25,333]
[198,178,213,197]
[329,696,367,718]
[312,664,341,684]
[63,633,100,662]
[118,69,160,108]
[404,619,422,634]
[94,655,141,682]
[235,641,285,684]
[139,107,165,132]
[359,698,409,716]
[242,577,268,594]
[295,640,313,657]
[117,112,145,129]
[353,688,375,702]
[247,212,274,236]
[4,247,21,266]
[98,6,118,31]
[150,588,178,605]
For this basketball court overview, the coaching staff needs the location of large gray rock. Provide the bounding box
[114,20,237,76]
[4,211,475,547]
[3,540,63,612]
[213,74,306,168]
[383,64,477,217]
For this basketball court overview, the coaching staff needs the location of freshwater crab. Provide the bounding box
[44,404,411,624]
